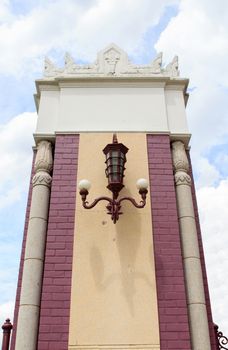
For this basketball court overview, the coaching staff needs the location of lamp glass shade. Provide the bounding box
[136,178,148,190]
[78,179,91,191]
[105,150,126,183]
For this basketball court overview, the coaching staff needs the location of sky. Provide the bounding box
[0,0,228,340]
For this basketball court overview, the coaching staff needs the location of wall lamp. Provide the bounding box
[78,134,148,224]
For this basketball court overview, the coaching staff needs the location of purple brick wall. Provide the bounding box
[147,134,191,350]
[12,134,216,350]
[10,152,36,350]
[37,134,79,350]
[188,152,217,350]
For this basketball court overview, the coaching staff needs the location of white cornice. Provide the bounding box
[35,76,189,98]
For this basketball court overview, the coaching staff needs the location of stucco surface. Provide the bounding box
[69,133,160,349]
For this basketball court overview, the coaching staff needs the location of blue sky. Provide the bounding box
[0,0,228,340]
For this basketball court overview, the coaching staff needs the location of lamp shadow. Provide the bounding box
[116,187,145,316]
[89,186,153,317]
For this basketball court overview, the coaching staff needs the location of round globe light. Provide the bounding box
[136,178,148,190]
[78,179,91,191]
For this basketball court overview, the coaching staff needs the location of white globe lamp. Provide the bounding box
[78,179,91,191]
[136,178,148,191]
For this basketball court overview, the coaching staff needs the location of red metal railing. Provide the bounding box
[1,319,13,350]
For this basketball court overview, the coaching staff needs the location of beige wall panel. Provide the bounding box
[69,133,160,350]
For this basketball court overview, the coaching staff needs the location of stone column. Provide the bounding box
[15,141,53,350]
[172,141,211,350]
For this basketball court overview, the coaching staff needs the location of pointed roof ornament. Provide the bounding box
[43,44,180,78]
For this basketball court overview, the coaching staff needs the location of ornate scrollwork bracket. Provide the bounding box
[80,189,147,224]
[215,324,228,349]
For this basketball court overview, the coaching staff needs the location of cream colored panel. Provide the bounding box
[165,89,189,134]
[36,90,59,134]
[69,133,160,350]
[57,87,168,133]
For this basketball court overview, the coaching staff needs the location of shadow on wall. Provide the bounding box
[89,186,153,317]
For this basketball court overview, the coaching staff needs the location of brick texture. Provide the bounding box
[147,135,191,350]
[37,134,79,350]
[10,152,36,350]
[188,152,217,350]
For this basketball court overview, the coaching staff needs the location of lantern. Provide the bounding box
[103,134,128,199]
[78,134,148,223]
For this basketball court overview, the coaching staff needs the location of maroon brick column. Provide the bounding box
[37,134,79,350]
[10,152,36,350]
[188,152,217,350]
[147,134,191,350]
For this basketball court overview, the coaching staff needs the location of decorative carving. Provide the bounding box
[44,57,63,77]
[34,141,53,174]
[32,172,52,188]
[64,52,98,74]
[104,48,120,75]
[164,55,179,77]
[123,52,162,75]
[65,52,76,71]
[43,44,179,78]
[174,172,192,186]
[33,141,53,188]
[150,52,162,73]
[172,141,191,186]
[172,141,189,173]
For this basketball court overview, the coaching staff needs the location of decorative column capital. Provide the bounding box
[34,141,53,174]
[32,141,53,188]
[172,141,191,186]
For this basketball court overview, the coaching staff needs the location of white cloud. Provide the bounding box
[155,0,228,333]
[209,149,228,178]
[155,0,228,85]
[0,112,37,209]
[197,179,228,331]
[0,301,14,328]
[0,112,37,343]
[193,155,221,188]
[188,86,228,155]
[0,0,179,76]
[155,0,228,154]
[0,0,11,23]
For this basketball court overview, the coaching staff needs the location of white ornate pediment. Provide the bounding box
[97,43,128,75]
[44,43,180,78]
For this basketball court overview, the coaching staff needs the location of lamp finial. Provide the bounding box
[113,133,118,144]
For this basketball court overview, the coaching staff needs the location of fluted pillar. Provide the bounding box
[172,141,211,350]
[15,141,53,350]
